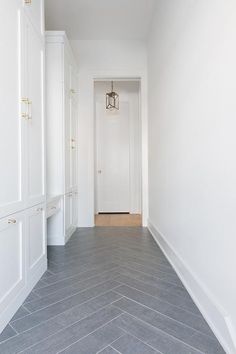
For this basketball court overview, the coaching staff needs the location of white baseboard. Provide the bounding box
[148,219,236,354]
[0,257,47,334]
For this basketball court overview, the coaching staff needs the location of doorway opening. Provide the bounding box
[94,80,142,227]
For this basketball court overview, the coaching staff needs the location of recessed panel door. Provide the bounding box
[26,204,46,278]
[0,212,26,315]
[25,14,45,207]
[96,102,130,213]
[64,53,72,194]
[0,1,26,218]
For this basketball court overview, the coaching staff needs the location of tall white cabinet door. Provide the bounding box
[64,52,72,194]
[22,0,44,36]
[71,99,78,190]
[25,14,45,207]
[26,204,46,279]
[0,212,26,316]
[0,1,26,219]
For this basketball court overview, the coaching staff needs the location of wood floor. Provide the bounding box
[0,227,225,353]
[95,214,142,227]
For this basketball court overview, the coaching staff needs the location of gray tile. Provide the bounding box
[112,313,203,354]
[188,332,225,354]
[23,292,41,304]
[2,227,224,354]
[0,292,122,354]
[59,323,124,354]
[11,280,120,334]
[115,274,200,315]
[112,334,159,354]
[10,306,30,322]
[24,270,120,313]
[98,346,120,354]
[118,266,190,299]
[34,263,118,297]
[114,285,213,336]
[112,298,198,343]
[43,262,118,285]
[0,325,17,344]
[22,306,123,353]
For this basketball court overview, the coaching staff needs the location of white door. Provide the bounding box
[25,13,45,207]
[71,99,78,190]
[26,204,46,279]
[0,1,26,218]
[64,52,72,194]
[0,212,26,316]
[96,102,130,213]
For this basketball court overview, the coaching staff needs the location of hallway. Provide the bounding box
[0,228,224,353]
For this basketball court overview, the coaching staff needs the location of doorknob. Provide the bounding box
[98,170,102,174]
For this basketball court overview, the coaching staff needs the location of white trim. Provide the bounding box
[148,219,236,354]
[80,69,148,227]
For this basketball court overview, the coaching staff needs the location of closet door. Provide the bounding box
[22,0,44,37]
[64,51,72,194]
[0,212,26,316]
[71,99,78,190]
[0,1,26,218]
[25,13,45,207]
[26,204,46,279]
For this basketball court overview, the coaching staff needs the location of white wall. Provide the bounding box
[94,81,141,214]
[148,1,236,352]
[70,40,147,226]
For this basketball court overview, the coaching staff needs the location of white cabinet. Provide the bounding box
[0,212,26,319]
[46,31,78,197]
[0,0,46,334]
[0,1,25,219]
[26,204,46,281]
[72,190,78,227]
[46,31,78,245]
[23,13,45,208]
[22,0,44,37]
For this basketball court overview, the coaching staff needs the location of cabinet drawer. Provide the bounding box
[47,199,61,219]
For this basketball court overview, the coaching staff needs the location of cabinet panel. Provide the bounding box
[25,14,45,207]
[22,0,44,37]
[64,193,73,235]
[64,50,72,194]
[0,212,26,314]
[0,1,26,218]
[72,190,78,227]
[71,99,78,189]
[26,204,46,277]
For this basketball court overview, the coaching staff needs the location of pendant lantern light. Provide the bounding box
[106,81,119,110]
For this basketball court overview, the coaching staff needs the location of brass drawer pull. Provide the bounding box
[8,219,17,224]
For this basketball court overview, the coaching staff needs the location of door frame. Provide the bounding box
[92,72,148,226]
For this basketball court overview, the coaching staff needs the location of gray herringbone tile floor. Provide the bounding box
[0,227,225,353]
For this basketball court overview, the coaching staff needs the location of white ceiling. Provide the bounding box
[45,0,156,40]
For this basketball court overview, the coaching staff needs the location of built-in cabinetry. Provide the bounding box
[46,31,78,245]
[0,0,46,333]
